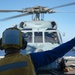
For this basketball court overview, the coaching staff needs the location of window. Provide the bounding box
[23,32,32,43]
[34,32,43,43]
[44,32,59,44]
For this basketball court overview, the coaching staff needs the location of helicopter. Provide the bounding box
[0,2,75,75]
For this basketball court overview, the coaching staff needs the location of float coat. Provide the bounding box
[0,53,35,75]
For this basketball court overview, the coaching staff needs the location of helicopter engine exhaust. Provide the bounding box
[51,21,57,29]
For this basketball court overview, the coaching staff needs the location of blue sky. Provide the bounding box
[0,0,75,42]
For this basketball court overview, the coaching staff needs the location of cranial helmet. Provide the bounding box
[0,27,27,50]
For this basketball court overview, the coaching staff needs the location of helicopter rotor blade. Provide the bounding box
[50,2,75,9]
[0,9,27,12]
[0,2,75,13]
[0,12,30,21]
[55,11,75,13]
[52,11,75,14]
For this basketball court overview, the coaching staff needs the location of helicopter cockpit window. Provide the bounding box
[45,32,59,44]
[23,32,32,43]
[34,32,43,43]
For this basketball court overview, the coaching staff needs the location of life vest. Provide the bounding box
[0,53,36,75]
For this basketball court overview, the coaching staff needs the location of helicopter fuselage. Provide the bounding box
[19,20,62,69]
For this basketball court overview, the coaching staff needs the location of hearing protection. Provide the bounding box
[0,27,27,50]
[0,38,4,50]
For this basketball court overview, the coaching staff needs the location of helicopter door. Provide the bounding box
[34,32,43,43]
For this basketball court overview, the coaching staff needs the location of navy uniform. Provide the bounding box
[0,27,75,75]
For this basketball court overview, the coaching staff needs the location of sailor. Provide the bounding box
[0,27,75,75]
